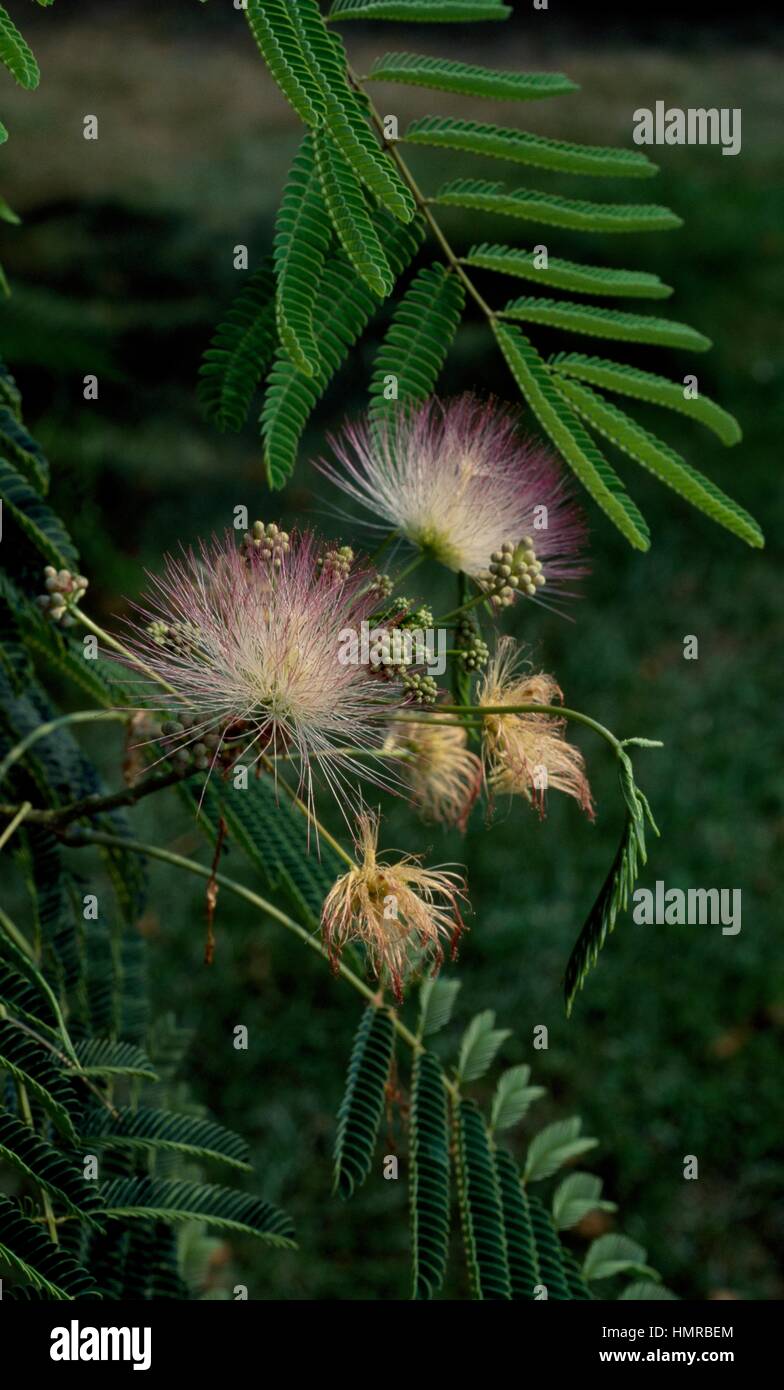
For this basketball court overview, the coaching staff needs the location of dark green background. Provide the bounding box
[1,4,782,1299]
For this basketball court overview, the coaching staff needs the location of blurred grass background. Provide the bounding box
[1,2,782,1299]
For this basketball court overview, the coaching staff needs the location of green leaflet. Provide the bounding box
[274,135,333,375]
[0,457,79,569]
[464,243,672,299]
[549,352,742,444]
[93,1179,297,1248]
[315,128,394,297]
[0,1195,98,1299]
[583,1232,659,1283]
[526,1192,572,1299]
[0,405,49,491]
[494,1150,538,1299]
[261,213,425,489]
[493,323,651,550]
[490,1065,545,1134]
[81,1105,252,1172]
[244,0,325,126]
[0,1113,103,1222]
[437,179,682,233]
[457,1008,510,1084]
[564,808,649,1017]
[72,1038,158,1082]
[501,297,711,352]
[333,1005,395,1199]
[368,52,578,102]
[369,263,465,423]
[0,6,39,90]
[187,776,340,926]
[410,1051,450,1299]
[404,117,657,179]
[329,0,512,19]
[197,261,277,432]
[417,976,461,1038]
[553,1171,616,1231]
[0,1019,78,1142]
[454,1099,511,1299]
[524,1117,598,1182]
[292,1,415,222]
[551,375,763,548]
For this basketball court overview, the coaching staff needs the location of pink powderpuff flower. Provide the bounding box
[318,394,587,612]
[121,527,408,820]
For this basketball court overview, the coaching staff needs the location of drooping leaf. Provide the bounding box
[494,1149,538,1300]
[243,0,325,126]
[410,1050,450,1299]
[0,1195,98,1299]
[0,1112,103,1222]
[549,352,742,444]
[261,214,425,488]
[0,1019,78,1141]
[551,375,762,547]
[369,263,465,423]
[333,1005,395,1199]
[72,1038,157,1082]
[526,1191,572,1299]
[315,129,394,297]
[493,323,651,550]
[274,135,333,375]
[198,261,277,431]
[0,458,79,568]
[454,1099,510,1299]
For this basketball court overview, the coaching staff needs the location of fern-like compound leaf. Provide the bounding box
[369,263,465,423]
[94,1179,296,1248]
[368,53,577,102]
[0,6,39,90]
[0,1194,98,1299]
[457,1009,510,1084]
[0,405,49,491]
[464,243,672,299]
[244,0,325,126]
[261,213,425,489]
[316,129,394,297]
[0,1020,78,1141]
[293,2,415,222]
[549,352,742,444]
[0,1113,103,1223]
[274,135,333,375]
[527,1192,573,1299]
[404,116,657,179]
[0,458,79,568]
[551,375,763,548]
[198,261,277,432]
[437,179,682,233]
[417,976,461,1038]
[82,1106,252,1172]
[493,323,651,550]
[583,1232,659,1283]
[329,0,512,20]
[72,1038,158,1081]
[552,1171,616,1231]
[333,1005,395,1199]
[501,297,711,352]
[410,1051,451,1299]
[494,1149,538,1299]
[490,1064,545,1134]
[454,1099,511,1299]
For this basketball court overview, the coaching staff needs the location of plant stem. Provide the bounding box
[0,800,31,851]
[63,828,428,1063]
[73,609,182,698]
[0,710,128,785]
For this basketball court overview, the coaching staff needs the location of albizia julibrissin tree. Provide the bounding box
[0,0,763,1300]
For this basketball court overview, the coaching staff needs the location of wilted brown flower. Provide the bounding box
[478,637,594,818]
[385,717,482,831]
[321,811,468,1000]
